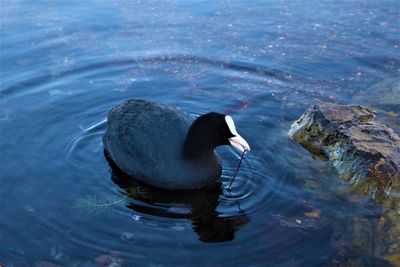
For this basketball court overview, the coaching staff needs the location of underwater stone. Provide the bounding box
[354,77,400,108]
[289,102,400,201]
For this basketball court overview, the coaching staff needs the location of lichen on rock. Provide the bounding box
[289,102,400,202]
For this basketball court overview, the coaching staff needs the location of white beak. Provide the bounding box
[225,115,250,153]
[229,134,250,153]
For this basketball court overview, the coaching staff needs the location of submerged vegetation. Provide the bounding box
[74,194,128,215]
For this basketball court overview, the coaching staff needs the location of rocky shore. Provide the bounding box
[289,102,400,202]
[289,102,400,266]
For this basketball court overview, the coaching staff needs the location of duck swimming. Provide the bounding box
[103,99,250,190]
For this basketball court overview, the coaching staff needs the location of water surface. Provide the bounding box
[1,1,399,266]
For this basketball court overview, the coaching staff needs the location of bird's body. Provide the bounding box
[103,99,250,190]
[103,99,222,189]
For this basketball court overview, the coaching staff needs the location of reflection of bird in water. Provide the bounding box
[106,151,248,242]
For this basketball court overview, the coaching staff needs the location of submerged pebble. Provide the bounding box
[120,232,134,241]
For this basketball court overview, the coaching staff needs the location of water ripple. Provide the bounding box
[1,54,294,97]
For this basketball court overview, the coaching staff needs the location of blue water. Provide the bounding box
[1,1,399,266]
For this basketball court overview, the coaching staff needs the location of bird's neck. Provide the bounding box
[182,135,214,160]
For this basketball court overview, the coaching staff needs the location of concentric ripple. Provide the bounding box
[0,54,336,265]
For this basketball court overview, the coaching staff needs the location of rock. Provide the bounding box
[94,255,113,265]
[353,77,400,109]
[353,77,400,134]
[120,232,134,241]
[289,102,400,202]
[289,102,400,265]
[304,209,321,218]
[94,253,125,267]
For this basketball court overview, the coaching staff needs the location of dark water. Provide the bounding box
[1,1,399,266]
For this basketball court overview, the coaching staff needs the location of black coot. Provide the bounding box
[103,99,250,190]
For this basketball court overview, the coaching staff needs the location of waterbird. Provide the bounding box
[103,99,250,190]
